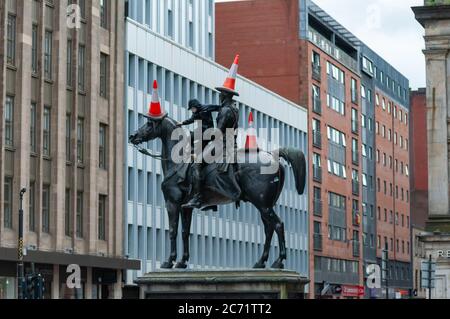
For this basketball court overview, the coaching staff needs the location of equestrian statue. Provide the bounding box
[129,55,306,270]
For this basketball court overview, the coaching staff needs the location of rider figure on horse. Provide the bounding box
[180,55,241,209]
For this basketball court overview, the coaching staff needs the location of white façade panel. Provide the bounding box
[137,204,143,226]
[127,202,134,224]
[126,20,307,132]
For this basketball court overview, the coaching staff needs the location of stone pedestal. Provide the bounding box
[414,2,450,299]
[135,269,309,299]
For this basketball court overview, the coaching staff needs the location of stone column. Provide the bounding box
[414,3,450,232]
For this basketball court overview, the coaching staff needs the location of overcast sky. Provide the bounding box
[217,0,426,89]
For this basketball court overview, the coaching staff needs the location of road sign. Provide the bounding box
[421,259,436,289]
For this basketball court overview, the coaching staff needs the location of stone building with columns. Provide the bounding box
[0,0,139,299]
[413,0,450,299]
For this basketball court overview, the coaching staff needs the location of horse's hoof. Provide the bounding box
[270,261,284,269]
[175,262,188,269]
[160,261,174,269]
[253,262,266,269]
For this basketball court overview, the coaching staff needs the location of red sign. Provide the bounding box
[342,285,365,297]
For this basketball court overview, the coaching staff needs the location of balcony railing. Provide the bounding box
[312,63,321,82]
[352,210,361,226]
[352,180,360,196]
[313,199,323,217]
[313,130,322,149]
[353,240,360,257]
[351,120,359,134]
[313,234,323,251]
[352,150,359,166]
[313,165,322,183]
[351,90,358,104]
[313,97,322,115]
[308,28,359,74]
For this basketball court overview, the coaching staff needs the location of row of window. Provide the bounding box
[3,177,107,240]
[8,3,109,96]
[378,235,410,256]
[376,178,410,202]
[314,256,359,274]
[377,207,410,228]
[375,122,409,151]
[126,0,214,58]
[376,150,409,176]
[375,94,408,125]
[5,97,108,170]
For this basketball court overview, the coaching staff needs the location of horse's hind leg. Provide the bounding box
[254,212,274,269]
[267,208,286,269]
[175,208,193,269]
[161,201,179,269]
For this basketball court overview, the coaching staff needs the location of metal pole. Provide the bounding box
[385,242,389,300]
[428,254,432,300]
[17,188,26,299]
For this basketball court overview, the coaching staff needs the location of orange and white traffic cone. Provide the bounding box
[216,54,240,96]
[146,80,167,120]
[244,112,258,152]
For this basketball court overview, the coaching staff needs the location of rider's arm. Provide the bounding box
[180,114,196,126]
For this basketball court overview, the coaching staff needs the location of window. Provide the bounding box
[78,45,85,91]
[326,61,345,84]
[7,14,16,65]
[99,124,107,169]
[65,189,71,236]
[30,103,37,152]
[100,53,108,97]
[67,39,73,86]
[376,94,380,106]
[98,195,106,240]
[5,96,14,147]
[29,182,35,232]
[77,118,84,164]
[43,107,51,156]
[76,192,83,238]
[382,125,386,138]
[327,94,345,115]
[32,25,38,73]
[328,192,347,242]
[44,31,53,80]
[100,0,108,29]
[382,98,386,110]
[351,78,357,103]
[361,85,366,99]
[362,56,374,76]
[42,185,50,233]
[4,177,13,229]
[66,114,71,162]
[167,8,174,38]
[79,0,86,19]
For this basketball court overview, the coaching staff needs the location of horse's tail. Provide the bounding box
[278,148,306,195]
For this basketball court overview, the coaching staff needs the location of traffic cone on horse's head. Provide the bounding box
[245,112,258,152]
[146,80,166,120]
[216,54,240,97]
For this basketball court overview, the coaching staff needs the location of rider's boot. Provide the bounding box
[182,164,203,209]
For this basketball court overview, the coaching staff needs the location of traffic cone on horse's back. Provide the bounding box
[245,112,258,152]
[146,80,166,119]
[216,54,240,96]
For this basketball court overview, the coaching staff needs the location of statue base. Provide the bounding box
[135,269,309,299]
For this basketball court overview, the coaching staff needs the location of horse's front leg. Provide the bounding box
[160,201,180,269]
[175,207,193,269]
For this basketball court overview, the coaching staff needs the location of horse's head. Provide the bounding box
[129,116,166,145]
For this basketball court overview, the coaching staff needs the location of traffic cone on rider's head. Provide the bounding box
[245,112,258,152]
[216,54,240,97]
[146,80,166,119]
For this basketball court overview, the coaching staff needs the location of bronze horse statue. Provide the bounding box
[129,114,306,269]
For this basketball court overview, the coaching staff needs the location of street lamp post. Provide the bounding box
[17,188,26,299]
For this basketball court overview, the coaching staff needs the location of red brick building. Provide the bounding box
[216,0,411,298]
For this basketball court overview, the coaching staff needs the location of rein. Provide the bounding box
[133,144,172,162]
